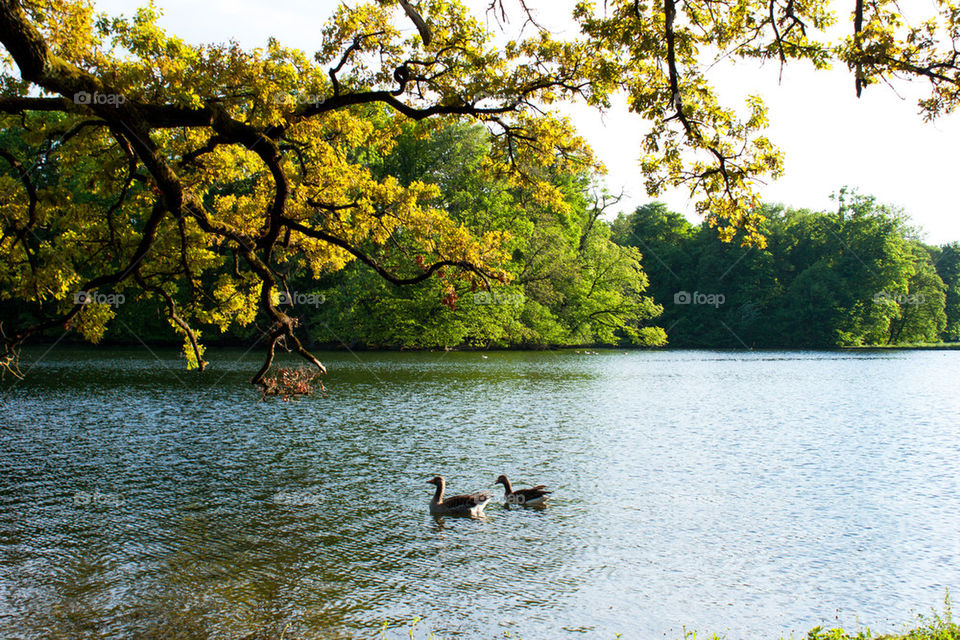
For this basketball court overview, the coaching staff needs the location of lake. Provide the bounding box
[1,347,958,639]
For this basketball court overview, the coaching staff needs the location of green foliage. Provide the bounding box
[932,243,960,341]
[614,191,955,348]
[296,121,665,349]
[1,117,663,351]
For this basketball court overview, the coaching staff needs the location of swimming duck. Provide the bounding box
[427,476,492,517]
[494,474,551,506]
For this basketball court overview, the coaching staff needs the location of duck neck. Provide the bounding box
[432,481,444,503]
[500,478,513,494]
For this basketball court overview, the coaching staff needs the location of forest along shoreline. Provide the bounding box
[2,118,958,356]
[5,177,956,355]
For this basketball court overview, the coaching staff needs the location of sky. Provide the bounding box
[88,0,960,244]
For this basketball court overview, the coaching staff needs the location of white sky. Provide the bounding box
[88,0,960,244]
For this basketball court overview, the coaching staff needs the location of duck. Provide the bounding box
[427,476,492,517]
[494,474,551,506]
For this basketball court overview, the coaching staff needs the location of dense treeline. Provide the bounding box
[612,193,960,348]
[4,114,957,352]
[298,122,666,349]
[0,119,667,351]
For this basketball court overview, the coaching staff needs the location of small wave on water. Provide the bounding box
[1,347,958,638]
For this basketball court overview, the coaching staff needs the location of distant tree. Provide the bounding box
[612,191,952,348]
[884,244,947,344]
[775,192,918,346]
[932,242,960,341]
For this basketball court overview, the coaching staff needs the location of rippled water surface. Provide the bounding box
[1,348,959,639]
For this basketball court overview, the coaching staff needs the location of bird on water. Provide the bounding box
[494,474,551,506]
[427,476,492,517]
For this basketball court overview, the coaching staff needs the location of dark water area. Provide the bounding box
[1,347,958,639]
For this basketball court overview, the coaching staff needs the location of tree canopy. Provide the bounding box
[2,0,958,388]
[613,192,956,348]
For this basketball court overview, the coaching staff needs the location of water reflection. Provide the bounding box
[1,348,959,638]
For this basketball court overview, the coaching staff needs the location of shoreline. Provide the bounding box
[13,338,960,353]
[13,339,960,353]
